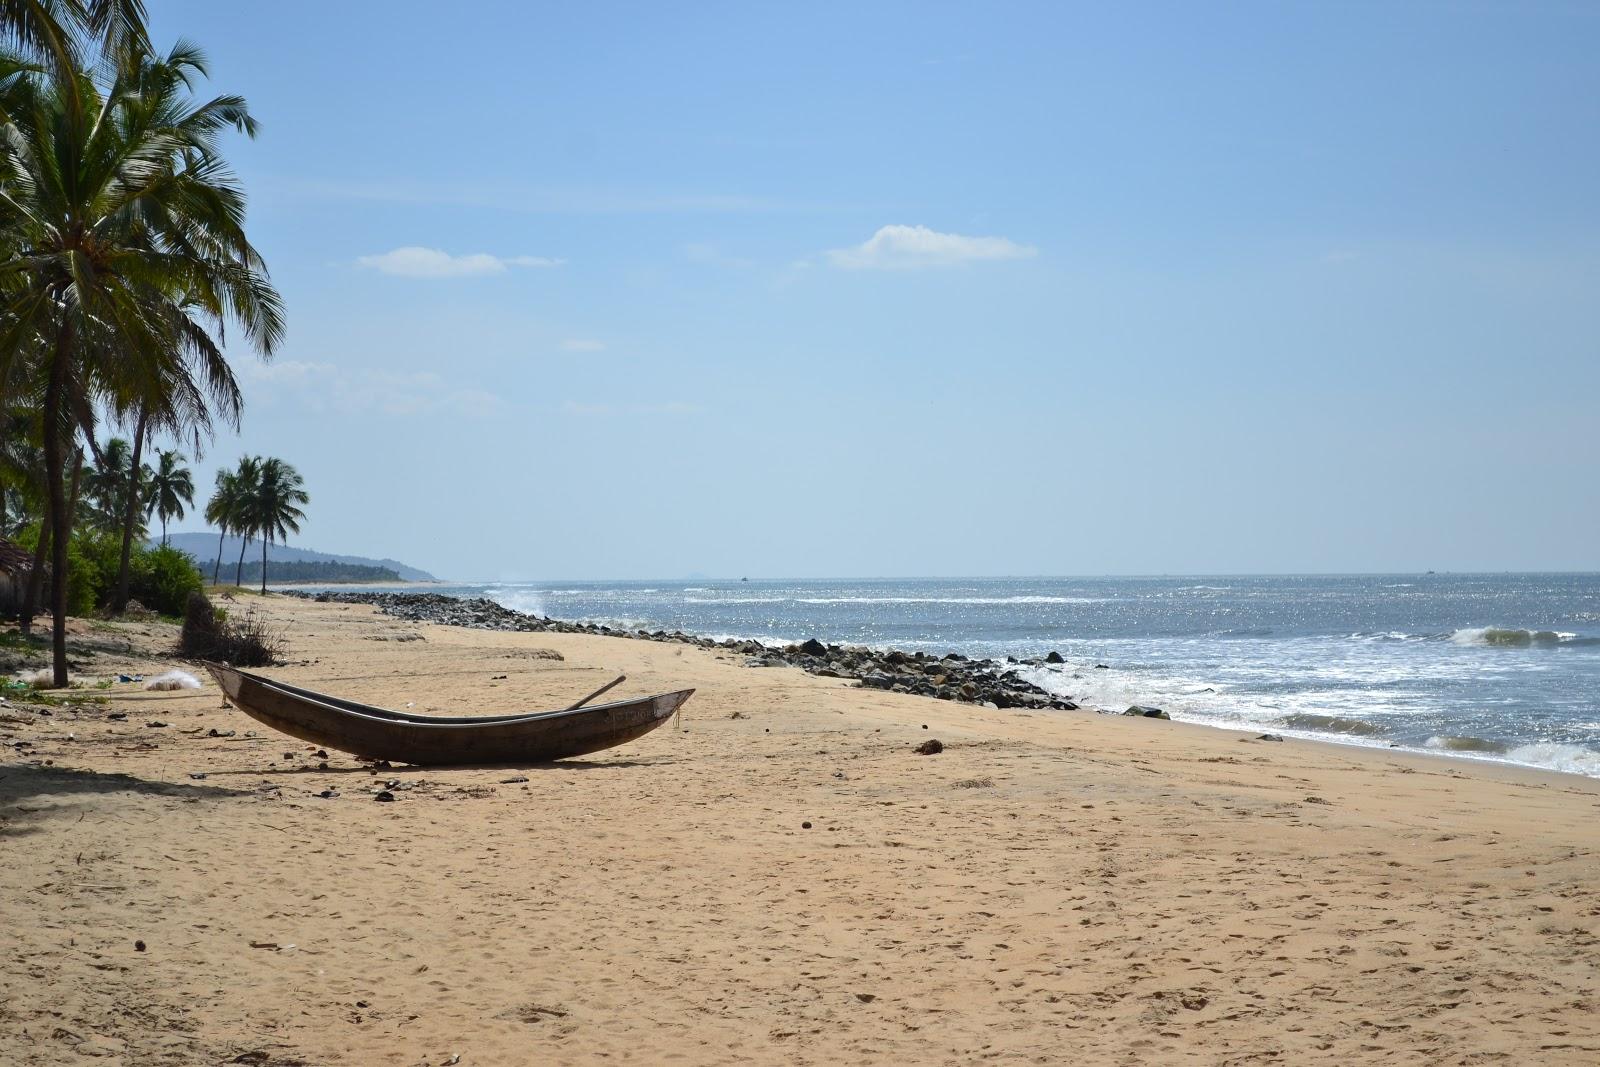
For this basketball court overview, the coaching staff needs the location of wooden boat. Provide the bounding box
[206,664,692,766]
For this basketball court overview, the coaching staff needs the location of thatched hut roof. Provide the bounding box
[0,536,35,577]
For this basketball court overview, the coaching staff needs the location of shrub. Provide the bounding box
[180,589,282,666]
[132,545,204,617]
[180,590,222,655]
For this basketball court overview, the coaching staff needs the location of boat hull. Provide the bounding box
[208,665,691,766]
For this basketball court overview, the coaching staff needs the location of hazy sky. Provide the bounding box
[145,1,1599,580]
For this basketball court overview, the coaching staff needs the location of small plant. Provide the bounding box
[180,590,283,666]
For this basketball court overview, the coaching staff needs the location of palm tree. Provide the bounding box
[82,438,138,534]
[202,466,236,584]
[227,454,260,588]
[0,2,149,73]
[144,449,192,545]
[249,457,307,594]
[0,41,284,684]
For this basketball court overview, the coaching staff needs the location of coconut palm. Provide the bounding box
[82,437,139,533]
[226,454,260,587]
[202,465,236,584]
[248,457,307,594]
[143,448,191,545]
[0,1,148,73]
[0,41,284,684]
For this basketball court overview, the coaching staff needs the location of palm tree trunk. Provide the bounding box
[235,535,250,588]
[19,508,50,634]
[113,408,148,614]
[260,535,269,594]
[213,527,224,584]
[42,335,71,687]
[161,515,167,545]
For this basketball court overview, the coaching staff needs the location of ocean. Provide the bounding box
[346,574,1600,778]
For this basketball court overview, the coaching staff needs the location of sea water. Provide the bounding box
[340,574,1600,778]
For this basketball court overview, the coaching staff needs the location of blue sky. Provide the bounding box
[147,1,1599,579]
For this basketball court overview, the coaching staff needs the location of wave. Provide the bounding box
[1449,627,1599,648]
[1501,742,1600,777]
[1425,735,1509,754]
[486,589,547,617]
[684,596,788,604]
[792,595,1114,606]
[1280,713,1385,736]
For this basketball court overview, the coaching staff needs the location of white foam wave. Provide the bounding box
[486,588,547,617]
[1501,742,1600,776]
[1449,627,1591,648]
[793,595,1114,606]
[684,596,788,604]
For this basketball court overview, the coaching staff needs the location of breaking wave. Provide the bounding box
[1425,735,1509,754]
[792,595,1115,606]
[1449,627,1598,648]
[1280,713,1384,736]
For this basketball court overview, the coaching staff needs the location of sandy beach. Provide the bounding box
[2,594,1598,1066]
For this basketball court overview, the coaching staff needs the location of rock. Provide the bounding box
[1094,663,1110,669]
[854,992,877,1003]
[799,638,828,656]
[1257,733,1283,742]
[374,790,396,802]
[801,821,812,829]
[862,672,894,690]
[1045,651,1065,664]
[1123,705,1170,719]
[134,940,146,952]
[914,739,944,755]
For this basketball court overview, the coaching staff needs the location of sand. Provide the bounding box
[2,595,1597,1065]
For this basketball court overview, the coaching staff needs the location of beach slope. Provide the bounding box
[2,595,1596,1065]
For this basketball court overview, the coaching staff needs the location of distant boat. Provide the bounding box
[207,665,692,766]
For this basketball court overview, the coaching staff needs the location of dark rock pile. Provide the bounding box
[288,590,1086,713]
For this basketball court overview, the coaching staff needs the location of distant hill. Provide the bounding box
[157,532,439,582]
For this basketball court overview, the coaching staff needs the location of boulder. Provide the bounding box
[799,638,828,657]
[1123,705,1170,719]
[1045,650,1065,664]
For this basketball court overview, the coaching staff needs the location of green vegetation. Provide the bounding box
[0,3,298,685]
[202,455,309,595]
[194,559,400,585]
[12,522,203,617]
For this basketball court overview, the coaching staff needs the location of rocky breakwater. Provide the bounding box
[287,591,1089,713]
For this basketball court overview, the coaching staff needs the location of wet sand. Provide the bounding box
[2,594,1597,1065]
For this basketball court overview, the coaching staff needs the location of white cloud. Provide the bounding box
[356,246,564,278]
[560,339,606,352]
[244,360,504,418]
[241,359,333,383]
[825,224,1036,270]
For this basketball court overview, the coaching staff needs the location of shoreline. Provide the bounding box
[282,589,1600,783]
[2,593,1596,1064]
